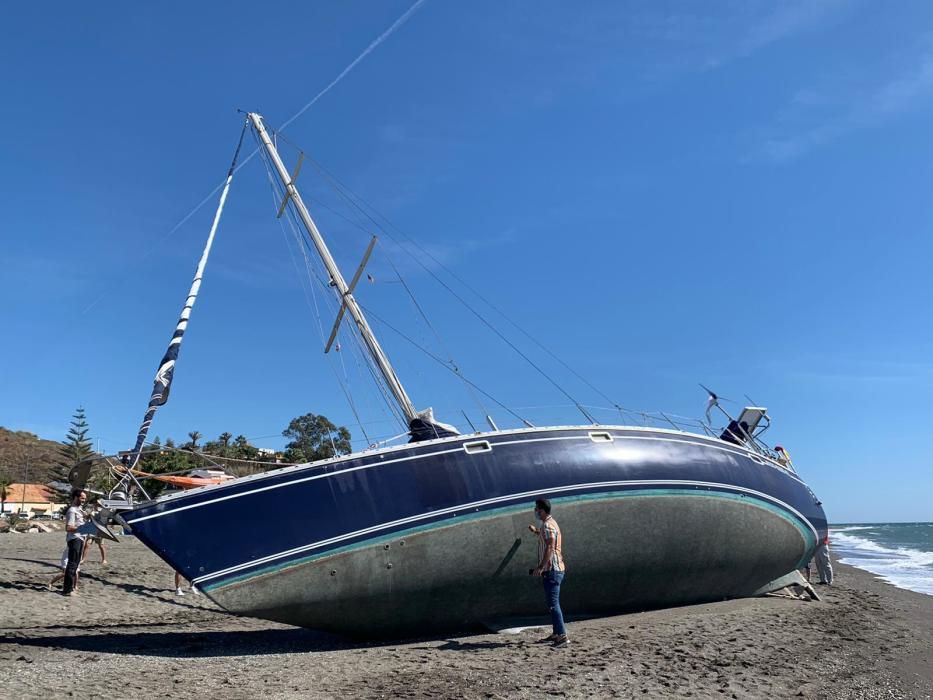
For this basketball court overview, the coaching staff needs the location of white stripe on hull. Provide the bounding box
[127,428,800,525]
[193,479,816,586]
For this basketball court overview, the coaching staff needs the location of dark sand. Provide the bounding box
[1,532,931,699]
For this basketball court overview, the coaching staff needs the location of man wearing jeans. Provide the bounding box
[531,498,568,647]
[62,490,88,597]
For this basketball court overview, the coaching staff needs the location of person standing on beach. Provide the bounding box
[814,535,833,585]
[62,490,88,597]
[81,534,107,565]
[81,506,108,565]
[529,498,568,647]
[174,570,200,596]
[48,544,80,592]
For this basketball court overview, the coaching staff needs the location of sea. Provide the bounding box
[830,522,933,596]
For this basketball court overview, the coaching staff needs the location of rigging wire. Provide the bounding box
[257,136,387,442]
[127,441,299,476]
[257,125,641,435]
[253,135,375,447]
[358,302,534,427]
[253,132,407,434]
[383,252,490,419]
[299,153,600,425]
[286,132,491,420]
[270,130,587,427]
[287,214,409,432]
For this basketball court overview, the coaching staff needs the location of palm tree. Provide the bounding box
[219,432,232,456]
[187,431,202,450]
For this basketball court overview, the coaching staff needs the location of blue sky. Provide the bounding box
[1,1,931,522]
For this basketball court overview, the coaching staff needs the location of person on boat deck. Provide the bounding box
[813,535,833,585]
[529,498,569,647]
[774,445,794,468]
[62,490,88,597]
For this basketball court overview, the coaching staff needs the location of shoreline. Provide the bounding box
[1,533,932,699]
[836,557,933,598]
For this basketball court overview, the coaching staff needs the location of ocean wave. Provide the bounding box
[830,525,875,532]
[831,531,933,596]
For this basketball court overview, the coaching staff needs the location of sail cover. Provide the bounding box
[409,407,460,442]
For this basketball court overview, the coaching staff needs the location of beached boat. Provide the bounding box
[85,113,827,636]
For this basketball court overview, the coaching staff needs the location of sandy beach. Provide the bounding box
[1,532,931,699]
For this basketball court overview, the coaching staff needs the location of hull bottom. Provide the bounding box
[203,490,813,636]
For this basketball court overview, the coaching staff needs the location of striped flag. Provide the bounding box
[126,120,247,470]
[127,261,209,468]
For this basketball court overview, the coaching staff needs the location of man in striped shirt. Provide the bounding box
[531,498,568,647]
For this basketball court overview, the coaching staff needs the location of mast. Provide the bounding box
[248,112,419,424]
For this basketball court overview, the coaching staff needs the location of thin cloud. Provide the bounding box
[4,254,90,301]
[772,356,933,384]
[757,52,933,162]
[619,1,851,73]
[707,0,851,69]
[786,369,925,385]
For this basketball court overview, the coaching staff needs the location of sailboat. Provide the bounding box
[83,113,828,637]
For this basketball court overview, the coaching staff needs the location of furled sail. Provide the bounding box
[126,122,248,470]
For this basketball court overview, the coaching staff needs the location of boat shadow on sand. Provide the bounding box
[0,571,208,607]
[4,628,514,658]
[0,626,521,658]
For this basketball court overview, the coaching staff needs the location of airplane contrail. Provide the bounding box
[281,0,428,130]
[83,0,429,314]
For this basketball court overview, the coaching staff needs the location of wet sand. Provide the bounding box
[1,532,931,699]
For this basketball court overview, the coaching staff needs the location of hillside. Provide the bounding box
[0,426,65,485]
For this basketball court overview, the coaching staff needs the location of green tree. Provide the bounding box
[139,437,195,499]
[228,434,258,463]
[282,414,351,463]
[55,407,94,483]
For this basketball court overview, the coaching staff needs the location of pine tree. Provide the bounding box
[55,407,94,482]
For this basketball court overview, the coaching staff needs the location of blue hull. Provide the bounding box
[122,426,826,635]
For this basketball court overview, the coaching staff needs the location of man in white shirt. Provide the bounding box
[62,490,87,596]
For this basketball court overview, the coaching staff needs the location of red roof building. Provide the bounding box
[1,483,56,515]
